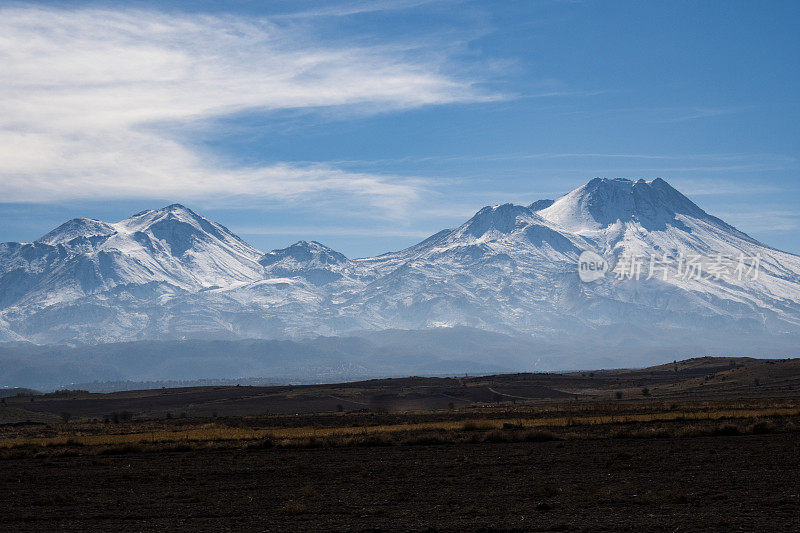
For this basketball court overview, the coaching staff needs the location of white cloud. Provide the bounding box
[715,210,800,233]
[231,225,435,238]
[272,0,460,19]
[0,6,496,214]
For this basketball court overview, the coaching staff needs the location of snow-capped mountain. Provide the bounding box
[350,203,593,333]
[536,178,800,332]
[0,204,264,309]
[0,204,267,342]
[1,179,799,357]
[259,240,372,286]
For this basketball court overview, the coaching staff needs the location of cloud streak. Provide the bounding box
[0,6,496,215]
[271,0,461,19]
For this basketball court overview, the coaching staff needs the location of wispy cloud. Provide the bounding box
[272,0,461,19]
[560,105,743,123]
[232,225,436,238]
[659,107,740,123]
[0,6,498,215]
[715,210,800,233]
[325,151,797,165]
[668,177,790,197]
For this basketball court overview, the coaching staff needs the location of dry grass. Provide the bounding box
[1,400,797,457]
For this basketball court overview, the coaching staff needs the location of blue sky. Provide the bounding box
[0,0,798,257]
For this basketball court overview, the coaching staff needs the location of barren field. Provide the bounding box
[3,434,799,531]
[2,357,799,531]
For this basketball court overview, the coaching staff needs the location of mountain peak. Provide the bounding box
[127,203,201,223]
[462,203,539,237]
[161,203,199,217]
[36,217,116,245]
[259,240,350,285]
[3,178,800,346]
[260,240,348,267]
[529,199,555,211]
[538,177,709,232]
[120,203,228,240]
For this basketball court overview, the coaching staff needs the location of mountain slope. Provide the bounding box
[350,203,593,332]
[536,178,800,331]
[1,204,265,304]
[0,204,267,341]
[1,179,799,358]
[259,241,372,286]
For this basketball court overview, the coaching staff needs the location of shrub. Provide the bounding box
[98,444,142,455]
[522,430,556,442]
[748,420,777,434]
[674,425,707,438]
[482,430,512,443]
[358,434,392,447]
[610,428,633,439]
[108,411,132,423]
[461,420,495,431]
[401,433,450,446]
[531,485,561,497]
[163,443,194,453]
[711,424,740,436]
[631,427,671,439]
[51,449,79,458]
[483,429,523,442]
[300,485,320,499]
[246,438,274,450]
[298,437,323,448]
[609,451,633,463]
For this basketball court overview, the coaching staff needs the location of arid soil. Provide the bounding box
[2,357,800,531]
[2,433,799,531]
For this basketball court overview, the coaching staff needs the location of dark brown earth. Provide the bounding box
[2,433,799,531]
[2,356,800,531]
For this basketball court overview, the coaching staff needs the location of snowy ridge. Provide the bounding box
[0,204,266,312]
[1,178,799,351]
[259,241,372,286]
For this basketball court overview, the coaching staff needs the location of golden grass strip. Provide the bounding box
[2,407,797,449]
